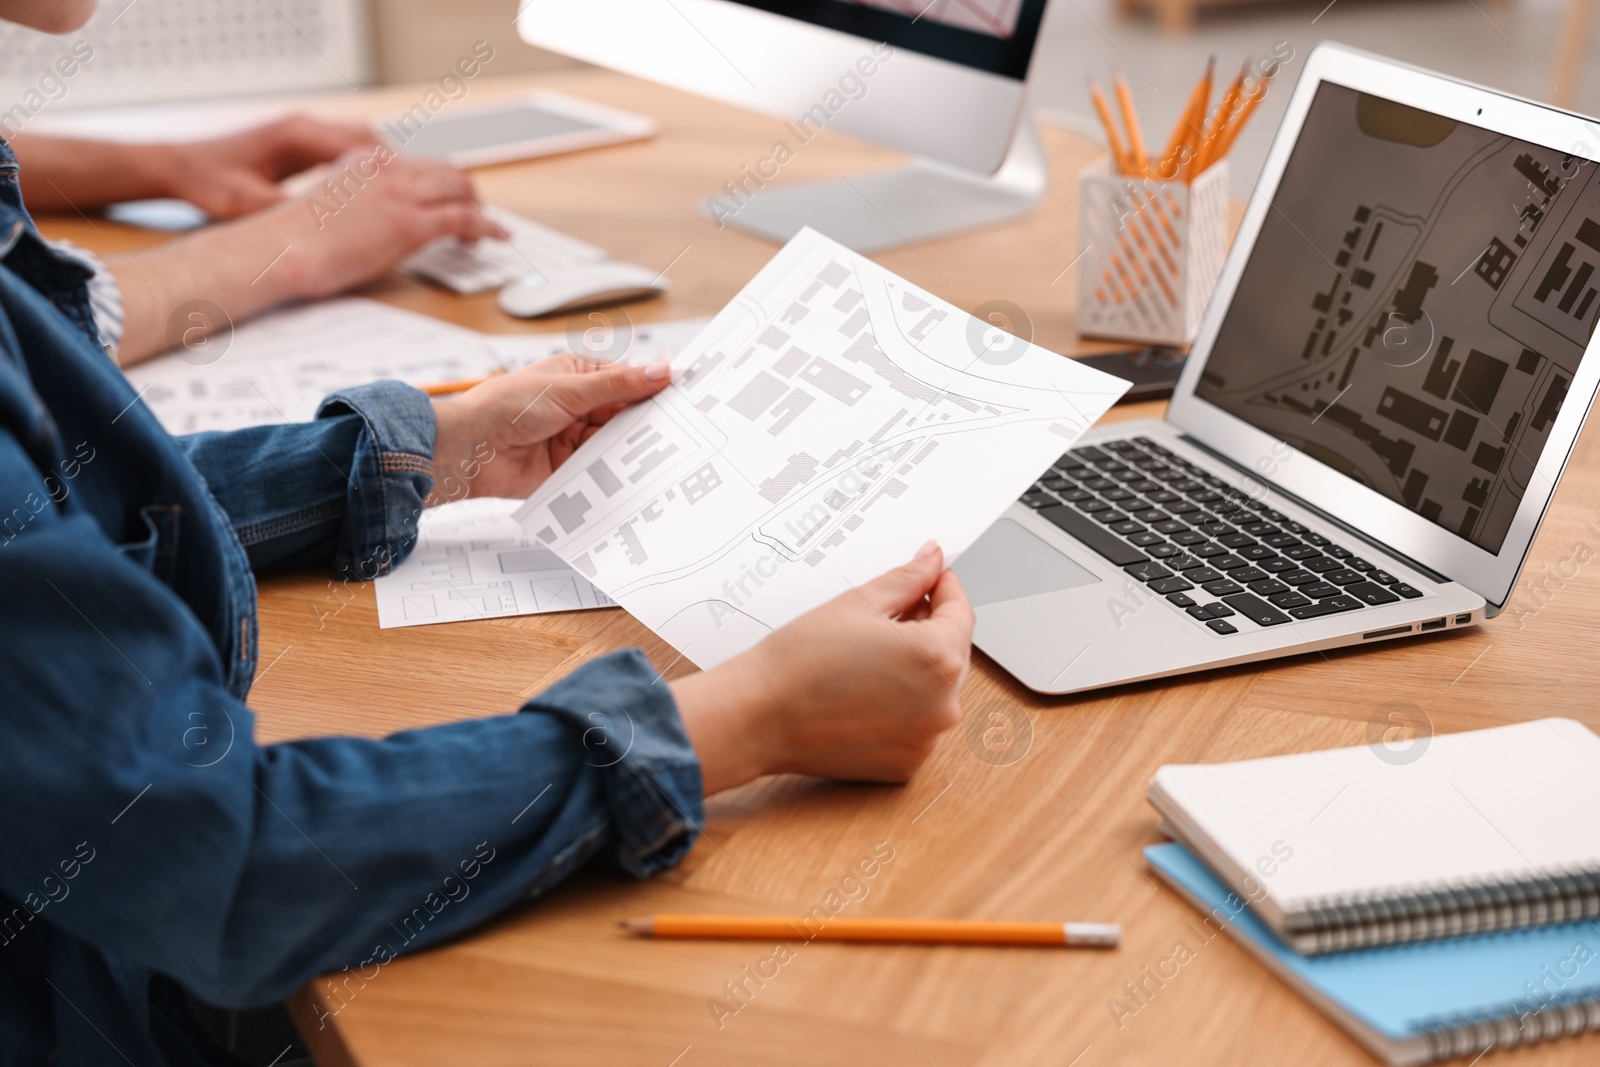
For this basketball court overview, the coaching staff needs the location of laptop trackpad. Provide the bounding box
[955,519,1101,607]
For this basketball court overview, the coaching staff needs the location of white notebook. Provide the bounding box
[1148,718,1600,954]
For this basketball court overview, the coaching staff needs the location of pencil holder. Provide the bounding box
[1076,158,1229,346]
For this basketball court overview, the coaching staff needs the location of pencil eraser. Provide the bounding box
[1064,922,1122,947]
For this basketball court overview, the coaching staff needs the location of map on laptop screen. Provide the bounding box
[1198,82,1600,554]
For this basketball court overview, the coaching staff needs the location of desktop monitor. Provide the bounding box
[517,0,1055,250]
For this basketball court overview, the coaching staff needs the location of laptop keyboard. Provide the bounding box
[1020,436,1424,635]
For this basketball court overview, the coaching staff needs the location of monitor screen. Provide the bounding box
[722,0,1048,78]
[844,0,1026,38]
[1197,82,1600,554]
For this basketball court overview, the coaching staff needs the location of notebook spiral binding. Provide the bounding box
[1290,867,1600,955]
[1421,996,1600,1063]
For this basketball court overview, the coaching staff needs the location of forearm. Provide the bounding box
[10,135,173,212]
[81,146,499,365]
[670,652,783,796]
[107,212,308,366]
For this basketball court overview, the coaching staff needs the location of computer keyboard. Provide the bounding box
[401,206,610,295]
[1020,436,1424,635]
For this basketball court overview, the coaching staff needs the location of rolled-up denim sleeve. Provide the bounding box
[523,649,705,883]
[0,414,707,1005]
[177,380,435,579]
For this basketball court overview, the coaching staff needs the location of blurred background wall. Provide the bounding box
[368,0,582,82]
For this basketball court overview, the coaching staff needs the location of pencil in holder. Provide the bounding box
[1076,158,1229,347]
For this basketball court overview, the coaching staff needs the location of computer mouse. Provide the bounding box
[496,262,668,318]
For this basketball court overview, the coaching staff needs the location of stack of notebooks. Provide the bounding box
[1145,717,1600,1065]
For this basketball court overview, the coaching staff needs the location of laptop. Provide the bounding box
[956,43,1600,694]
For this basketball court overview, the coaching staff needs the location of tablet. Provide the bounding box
[384,91,657,168]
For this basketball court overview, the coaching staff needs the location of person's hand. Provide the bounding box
[428,354,672,504]
[282,148,506,300]
[105,144,509,367]
[218,147,506,305]
[157,114,379,219]
[671,543,975,793]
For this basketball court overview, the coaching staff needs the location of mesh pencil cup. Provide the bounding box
[1076,158,1229,347]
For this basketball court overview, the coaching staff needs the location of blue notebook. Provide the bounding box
[1146,843,1600,1065]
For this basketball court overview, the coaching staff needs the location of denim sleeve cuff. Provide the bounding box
[315,381,435,581]
[522,649,704,878]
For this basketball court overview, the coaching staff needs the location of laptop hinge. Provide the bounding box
[1177,433,1455,588]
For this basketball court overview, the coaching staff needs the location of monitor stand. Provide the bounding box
[706,117,1047,253]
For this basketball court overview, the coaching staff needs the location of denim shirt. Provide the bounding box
[0,139,704,1066]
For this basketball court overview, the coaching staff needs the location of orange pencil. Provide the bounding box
[420,370,503,396]
[1193,61,1247,175]
[1209,66,1272,167]
[1158,56,1213,181]
[1178,56,1215,181]
[1088,78,1131,175]
[1113,73,1148,176]
[622,915,1122,947]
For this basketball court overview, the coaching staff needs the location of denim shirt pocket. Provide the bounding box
[116,504,181,587]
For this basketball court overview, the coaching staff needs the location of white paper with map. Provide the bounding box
[125,300,712,437]
[484,317,711,372]
[124,299,503,435]
[119,297,715,629]
[374,497,614,628]
[512,228,1131,667]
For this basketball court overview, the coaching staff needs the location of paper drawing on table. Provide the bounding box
[514,227,1130,667]
[125,298,712,438]
[486,317,711,370]
[401,594,438,620]
[531,577,586,611]
[375,498,614,629]
[124,299,501,435]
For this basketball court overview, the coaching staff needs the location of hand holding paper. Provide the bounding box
[428,354,671,505]
[671,539,974,792]
[514,228,1130,667]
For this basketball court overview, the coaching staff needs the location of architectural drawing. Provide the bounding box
[124,299,503,434]
[515,227,1128,667]
[125,299,712,437]
[126,300,715,631]
[485,317,710,371]
[375,498,613,630]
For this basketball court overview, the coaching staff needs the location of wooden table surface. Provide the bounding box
[39,70,1600,1067]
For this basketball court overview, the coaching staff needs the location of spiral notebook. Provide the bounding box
[1146,843,1600,1065]
[1148,718,1600,954]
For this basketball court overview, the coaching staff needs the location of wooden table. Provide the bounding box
[39,70,1600,1067]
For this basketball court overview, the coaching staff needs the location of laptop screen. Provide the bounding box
[1197,81,1600,554]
